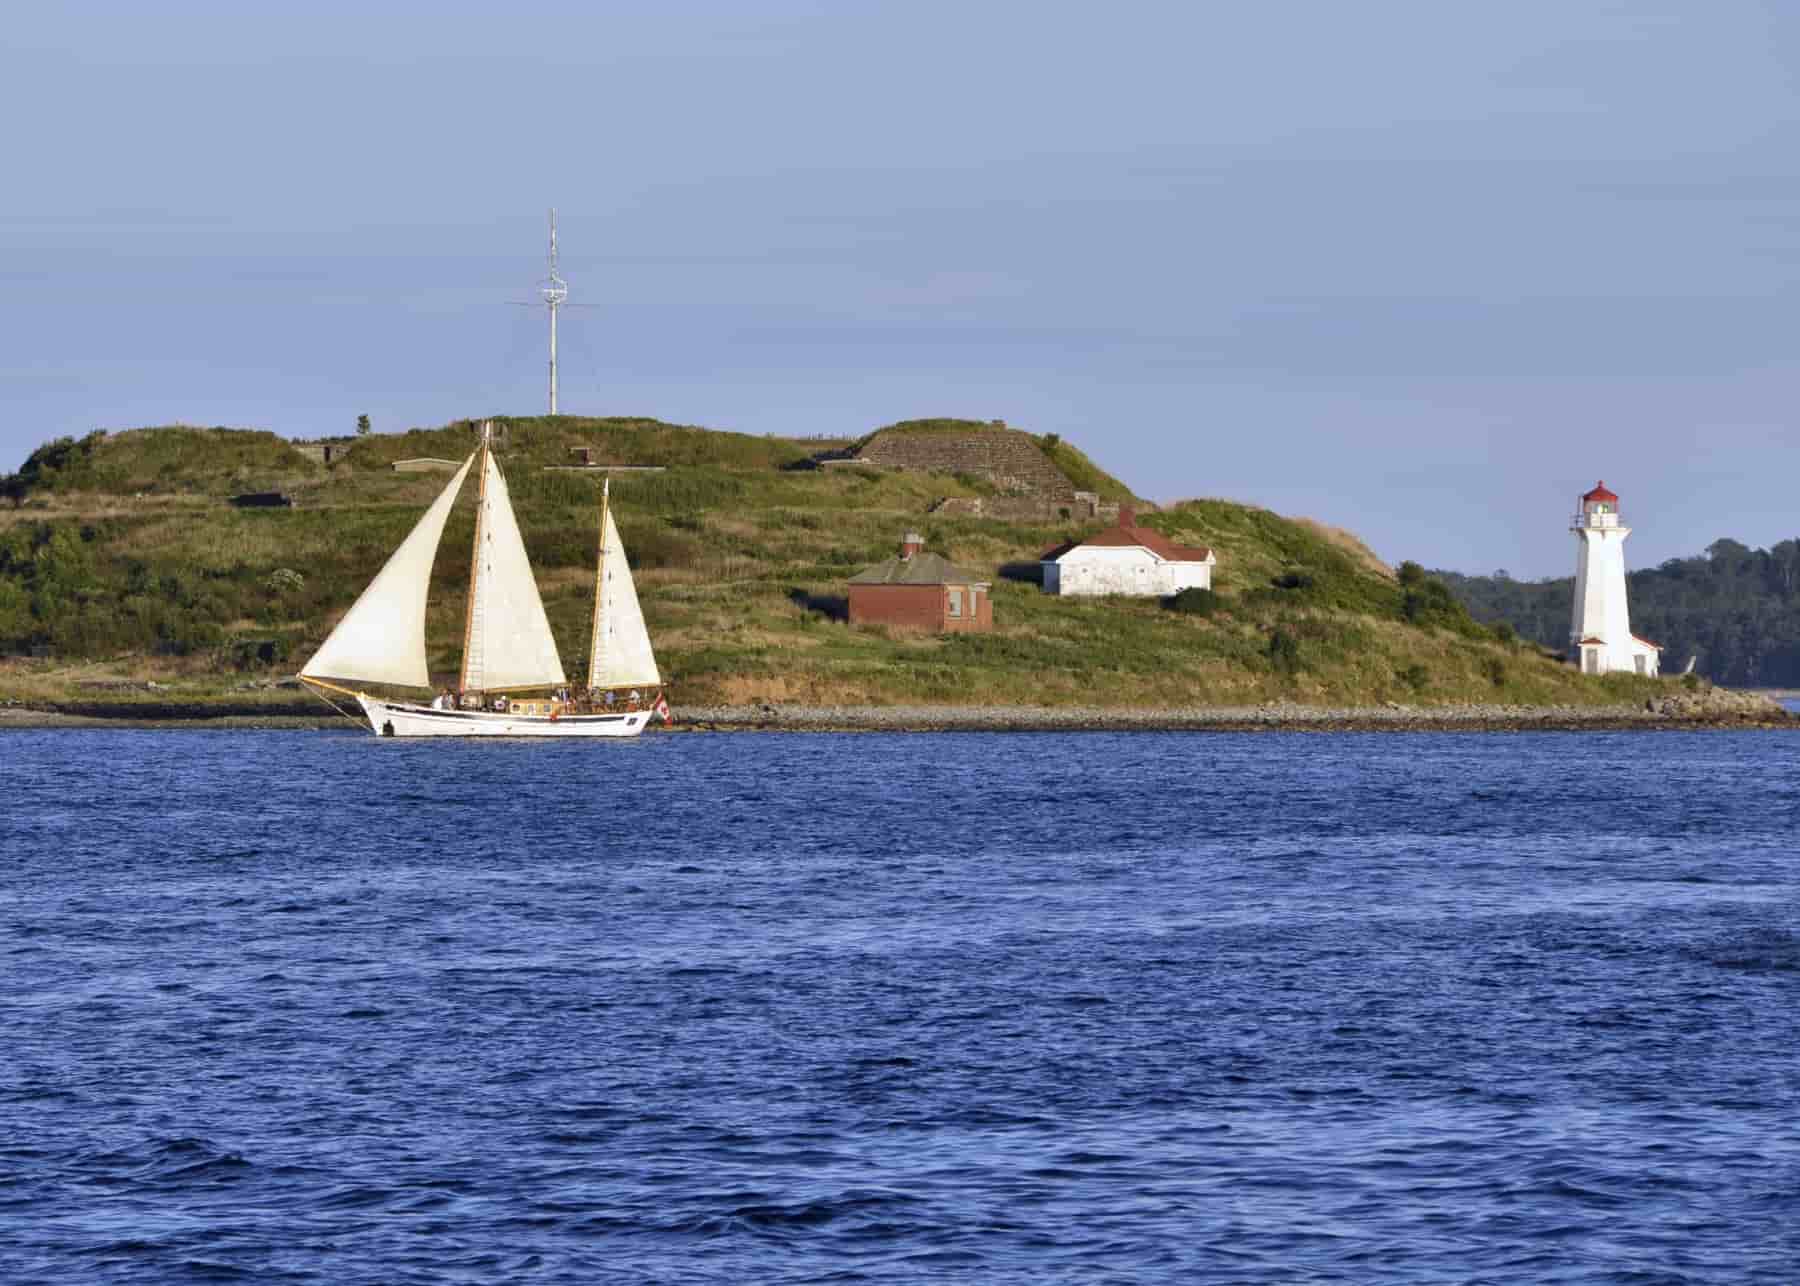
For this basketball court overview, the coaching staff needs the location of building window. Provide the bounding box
[947,589,962,618]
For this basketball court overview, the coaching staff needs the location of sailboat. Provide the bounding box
[299,422,667,738]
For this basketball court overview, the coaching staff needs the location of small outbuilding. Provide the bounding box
[848,533,993,632]
[1040,509,1216,597]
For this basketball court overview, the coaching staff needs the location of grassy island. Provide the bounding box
[0,415,1714,719]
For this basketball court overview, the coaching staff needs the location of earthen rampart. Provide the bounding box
[845,429,1076,498]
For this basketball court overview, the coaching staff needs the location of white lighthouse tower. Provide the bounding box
[1569,480,1660,677]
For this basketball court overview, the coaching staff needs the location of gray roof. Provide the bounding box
[848,552,991,586]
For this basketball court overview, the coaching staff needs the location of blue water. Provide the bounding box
[5,729,1800,1283]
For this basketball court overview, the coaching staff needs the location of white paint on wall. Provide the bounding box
[1569,489,1659,677]
[1043,544,1214,597]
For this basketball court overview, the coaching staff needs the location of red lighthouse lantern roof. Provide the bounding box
[1582,481,1619,504]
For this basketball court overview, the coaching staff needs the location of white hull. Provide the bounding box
[357,694,651,739]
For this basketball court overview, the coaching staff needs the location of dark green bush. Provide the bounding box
[1166,587,1221,616]
[1268,628,1302,675]
[225,636,292,669]
[1402,572,1487,637]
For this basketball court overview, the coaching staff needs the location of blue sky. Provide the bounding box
[3,1,1798,577]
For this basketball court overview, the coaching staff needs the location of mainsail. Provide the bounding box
[460,449,567,692]
[302,453,477,688]
[588,486,661,690]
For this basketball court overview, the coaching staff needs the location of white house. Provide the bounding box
[1041,509,1217,597]
[1570,480,1660,677]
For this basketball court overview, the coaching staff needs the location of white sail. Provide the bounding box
[462,451,567,692]
[302,453,476,688]
[589,505,661,689]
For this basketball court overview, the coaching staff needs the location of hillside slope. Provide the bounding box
[1,416,1668,710]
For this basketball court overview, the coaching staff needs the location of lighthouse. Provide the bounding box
[1569,481,1660,677]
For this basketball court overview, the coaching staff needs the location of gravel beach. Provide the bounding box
[3,687,1788,733]
[677,688,1791,732]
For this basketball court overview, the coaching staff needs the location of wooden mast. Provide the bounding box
[586,475,609,694]
[457,421,492,695]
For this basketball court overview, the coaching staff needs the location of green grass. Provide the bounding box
[847,417,1011,450]
[342,414,813,474]
[1038,436,1139,500]
[4,427,321,498]
[0,415,1675,710]
[848,417,1140,500]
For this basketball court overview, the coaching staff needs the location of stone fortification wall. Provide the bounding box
[851,429,1076,498]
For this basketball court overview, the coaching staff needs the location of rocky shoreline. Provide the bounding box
[676,690,1794,733]
[2,685,1788,733]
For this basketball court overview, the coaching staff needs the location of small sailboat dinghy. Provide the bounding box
[300,422,666,738]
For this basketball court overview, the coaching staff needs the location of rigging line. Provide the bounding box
[480,303,542,418]
[301,681,367,728]
[556,300,610,411]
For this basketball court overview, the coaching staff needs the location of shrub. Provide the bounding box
[225,636,292,669]
[5,431,107,501]
[1268,628,1302,674]
[1482,655,1507,687]
[1401,572,1485,636]
[1396,662,1429,693]
[1166,587,1221,616]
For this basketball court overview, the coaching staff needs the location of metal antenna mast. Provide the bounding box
[541,208,569,415]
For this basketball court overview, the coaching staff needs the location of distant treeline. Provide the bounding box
[1436,538,1800,686]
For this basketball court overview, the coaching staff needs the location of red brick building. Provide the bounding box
[848,533,993,632]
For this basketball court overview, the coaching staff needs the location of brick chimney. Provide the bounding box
[900,531,923,560]
[1117,506,1136,528]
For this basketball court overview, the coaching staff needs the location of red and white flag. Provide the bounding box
[652,694,671,725]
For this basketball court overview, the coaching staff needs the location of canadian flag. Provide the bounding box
[652,694,671,725]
